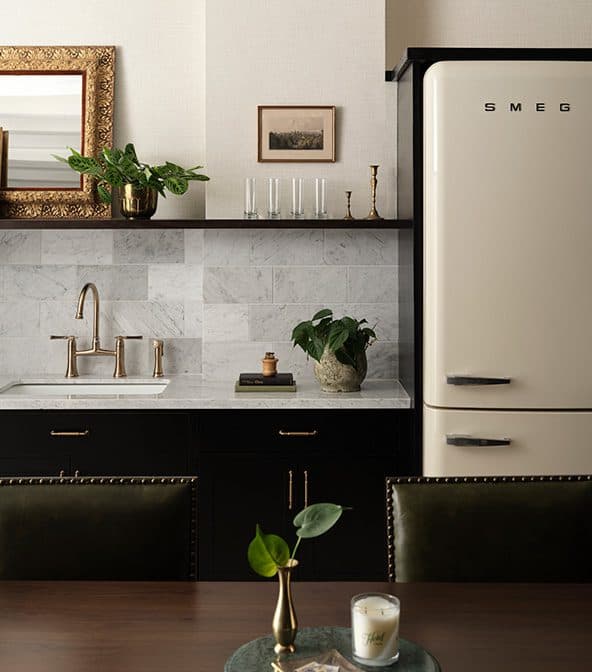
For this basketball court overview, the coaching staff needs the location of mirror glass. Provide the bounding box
[0,73,83,189]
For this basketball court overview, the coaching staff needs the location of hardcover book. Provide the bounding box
[238,372,294,386]
[234,381,297,393]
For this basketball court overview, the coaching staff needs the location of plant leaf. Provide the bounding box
[327,324,349,353]
[312,308,332,322]
[96,184,112,204]
[293,503,349,539]
[164,176,189,195]
[247,524,290,577]
[124,143,138,162]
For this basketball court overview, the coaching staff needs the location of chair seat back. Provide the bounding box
[387,476,592,582]
[0,477,197,580]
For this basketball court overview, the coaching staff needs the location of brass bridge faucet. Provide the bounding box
[50,282,142,378]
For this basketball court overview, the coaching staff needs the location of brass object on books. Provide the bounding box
[262,351,279,377]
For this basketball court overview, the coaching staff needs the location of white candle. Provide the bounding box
[351,593,400,666]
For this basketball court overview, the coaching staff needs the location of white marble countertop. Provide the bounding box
[0,375,411,410]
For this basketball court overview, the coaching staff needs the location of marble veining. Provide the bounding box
[273,266,347,303]
[0,231,41,264]
[41,231,113,265]
[114,230,185,264]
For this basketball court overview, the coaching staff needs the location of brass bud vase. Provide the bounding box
[119,184,158,219]
[272,559,298,654]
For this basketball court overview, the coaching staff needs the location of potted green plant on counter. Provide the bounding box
[291,309,376,392]
[248,502,349,654]
[55,143,209,219]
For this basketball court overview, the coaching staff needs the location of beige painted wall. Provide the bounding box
[387,0,592,69]
[0,0,207,218]
[206,0,396,219]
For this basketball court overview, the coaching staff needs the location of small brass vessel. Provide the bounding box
[272,559,298,654]
[119,184,158,219]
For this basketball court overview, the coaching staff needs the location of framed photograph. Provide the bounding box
[258,105,336,162]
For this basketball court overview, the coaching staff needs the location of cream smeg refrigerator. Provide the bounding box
[423,60,592,476]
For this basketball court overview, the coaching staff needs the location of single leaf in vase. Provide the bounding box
[247,524,290,577]
[293,503,349,539]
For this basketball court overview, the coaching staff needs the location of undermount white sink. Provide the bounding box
[0,380,170,397]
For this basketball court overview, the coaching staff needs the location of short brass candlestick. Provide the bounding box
[343,190,355,220]
[365,164,383,220]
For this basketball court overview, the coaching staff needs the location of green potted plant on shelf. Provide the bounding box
[248,502,349,654]
[291,308,376,392]
[54,143,209,219]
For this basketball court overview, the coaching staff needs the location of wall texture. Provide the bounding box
[0,229,398,380]
[387,0,592,68]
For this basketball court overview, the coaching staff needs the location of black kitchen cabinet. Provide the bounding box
[0,411,193,477]
[197,409,407,581]
[0,407,411,581]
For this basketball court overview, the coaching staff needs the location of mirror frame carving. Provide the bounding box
[0,45,114,219]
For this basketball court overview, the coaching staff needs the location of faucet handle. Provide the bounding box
[115,335,143,340]
[50,335,77,340]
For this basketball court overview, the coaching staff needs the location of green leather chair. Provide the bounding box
[387,475,592,582]
[0,476,197,580]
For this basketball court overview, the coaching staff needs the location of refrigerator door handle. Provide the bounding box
[446,434,512,447]
[446,375,511,386]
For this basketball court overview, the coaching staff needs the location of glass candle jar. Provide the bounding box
[351,592,400,667]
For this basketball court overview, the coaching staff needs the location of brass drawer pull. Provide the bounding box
[288,469,293,510]
[278,430,318,437]
[50,430,90,438]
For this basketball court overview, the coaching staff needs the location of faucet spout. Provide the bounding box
[76,282,100,346]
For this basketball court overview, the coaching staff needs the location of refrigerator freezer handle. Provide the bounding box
[446,435,511,447]
[446,375,511,386]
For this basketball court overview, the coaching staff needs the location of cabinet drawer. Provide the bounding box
[0,411,192,477]
[199,410,396,457]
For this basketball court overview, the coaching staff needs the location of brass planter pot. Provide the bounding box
[272,559,298,654]
[119,185,158,219]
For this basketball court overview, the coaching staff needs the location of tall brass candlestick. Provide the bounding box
[365,164,383,220]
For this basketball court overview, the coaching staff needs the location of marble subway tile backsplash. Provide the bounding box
[0,229,399,379]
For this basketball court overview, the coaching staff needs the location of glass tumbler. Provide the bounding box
[244,178,258,219]
[291,178,305,219]
[351,592,400,667]
[314,178,328,218]
[267,178,281,219]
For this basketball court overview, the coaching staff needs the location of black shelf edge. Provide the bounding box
[0,218,412,230]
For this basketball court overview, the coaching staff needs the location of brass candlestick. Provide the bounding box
[343,190,355,220]
[365,164,383,220]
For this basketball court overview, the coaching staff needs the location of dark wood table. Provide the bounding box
[0,581,590,671]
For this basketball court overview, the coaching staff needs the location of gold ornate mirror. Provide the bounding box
[0,46,114,218]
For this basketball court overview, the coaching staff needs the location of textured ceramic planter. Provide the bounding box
[314,347,368,392]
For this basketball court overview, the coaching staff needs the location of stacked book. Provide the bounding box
[235,372,296,393]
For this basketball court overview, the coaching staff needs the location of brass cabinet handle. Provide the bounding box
[303,469,309,508]
[278,430,318,437]
[50,430,89,437]
[288,469,293,510]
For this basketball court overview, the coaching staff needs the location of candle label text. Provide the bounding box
[363,631,386,647]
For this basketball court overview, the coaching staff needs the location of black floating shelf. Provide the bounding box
[0,218,412,230]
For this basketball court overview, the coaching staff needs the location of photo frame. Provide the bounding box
[258,105,335,162]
